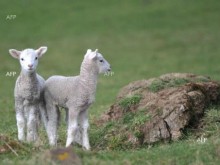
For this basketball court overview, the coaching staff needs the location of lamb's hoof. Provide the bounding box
[49,142,57,148]
[18,138,25,142]
[82,146,91,151]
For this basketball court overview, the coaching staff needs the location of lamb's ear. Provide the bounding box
[84,49,92,58]
[85,49,97,60]
[89,52,98,60]
[94,49,98,53]
[87,49,92,54]
[36,46,47,58]
[9,49,21,59]
[87,49,98,60]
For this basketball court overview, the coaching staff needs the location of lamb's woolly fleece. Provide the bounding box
[45,49,111,150]
[9,47,47,142]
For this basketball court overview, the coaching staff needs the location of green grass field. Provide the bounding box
[1,0,220,164]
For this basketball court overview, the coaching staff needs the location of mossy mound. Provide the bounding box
[94,73,220,150]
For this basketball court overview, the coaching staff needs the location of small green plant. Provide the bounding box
[91,108,150,150]
[123,112,134,124]
[148,78,190,92]
[122,109,151,128]
[132,113,151,126]
[134,130,144,139]
[108,134,128,150]
[122,109,150,127]
[148,77,212,93]
[148,79,167,92]
[197,106,220,137]
[119,94,142,109]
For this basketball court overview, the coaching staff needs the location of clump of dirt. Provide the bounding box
[95,73,220,150]
[43,147,82,165]
[0,134,25,156]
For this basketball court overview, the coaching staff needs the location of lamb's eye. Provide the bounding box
[21,58,24,61]
[99,60,103,63]
[35,57,38,60]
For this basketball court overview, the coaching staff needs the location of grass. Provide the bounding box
[119,94,142,109]
[148,78,190,92]
[90,108,151,151]
[1,0,220,164]
[86,106,220,164]
[148,76,210,92]
[122,108,151,129]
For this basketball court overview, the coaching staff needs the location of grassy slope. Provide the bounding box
[0,0,220,164]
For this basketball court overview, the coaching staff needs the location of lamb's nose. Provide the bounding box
[108,66,111,72]
[28,64,33,68]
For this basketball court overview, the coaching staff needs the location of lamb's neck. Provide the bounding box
[20,70,38,83]
[79,69,98,96]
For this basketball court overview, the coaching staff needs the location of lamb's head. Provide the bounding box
[9,46,47,73]
[83,49,111,74]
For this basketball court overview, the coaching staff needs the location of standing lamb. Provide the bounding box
[9,47,48,142]
[44,49,111,150]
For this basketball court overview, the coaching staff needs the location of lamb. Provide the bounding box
[9,47,48,142]
[44,49,111,150]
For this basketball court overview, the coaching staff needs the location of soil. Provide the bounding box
[98,73,220,146]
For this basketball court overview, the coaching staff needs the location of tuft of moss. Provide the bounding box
[122,109,151,128]
[132,111,151,126]
[123,112,134,124]
[148,78,190,92]
[119,94,142,109]
[108,134,129,150]
[91,108,151,150]
[148,76,211,93]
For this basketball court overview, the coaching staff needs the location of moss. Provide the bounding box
[195,76,210,83]
[122,109,150,128]
[148,79,167,92]
[119,94,142,109]
[108,134,129,150]
[132,112,151,126]
[148,76,212,93]
[123,112,134,124]
[134,130,144,139]
[91,109,151,150]
[131,109,151,128]
[148,78,190,92]
[90,121,116,149]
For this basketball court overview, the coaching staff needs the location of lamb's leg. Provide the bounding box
[26,105,38,142]
[79,110,90,150]
[67,108,82,146]
[65,108,69,124]
[46,102,59,146]
[15,100,25,141]
[39,101,48,130]
[66,108,79,147]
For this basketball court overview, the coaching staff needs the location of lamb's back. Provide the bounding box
[45,75,80,104]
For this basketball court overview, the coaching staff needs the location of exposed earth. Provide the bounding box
[96,73,220,149]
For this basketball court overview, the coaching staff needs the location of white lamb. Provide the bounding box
[9,47,48,142]
[44,49,111,150]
